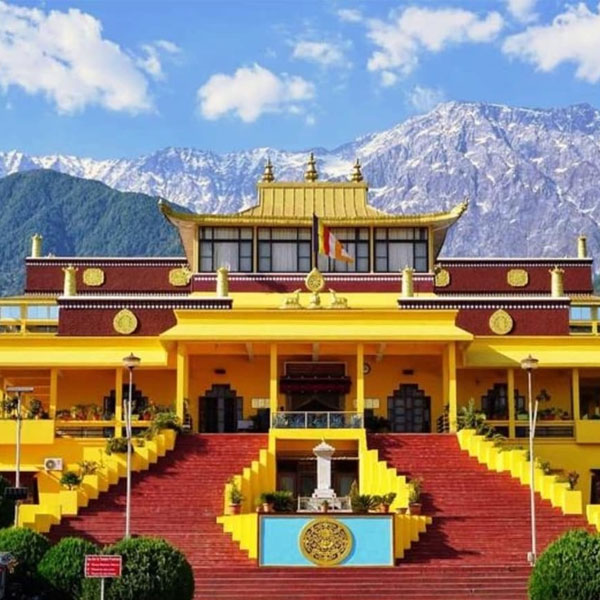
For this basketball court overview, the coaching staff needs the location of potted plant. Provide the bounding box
[272,490,294,513]
[228,478,244,515]
[320,500,329,513]
[351,494,380,514]
[260,492,276,513]
[379,492,397,513]
[87,404,103,421]
[77,460,99,476]
[105,437,128,455]
[60,471,82,490]
[408,477,423,515]
[26,398,44,419]
[567,471,579,490]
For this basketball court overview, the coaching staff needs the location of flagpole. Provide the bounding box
[312,214,318,270]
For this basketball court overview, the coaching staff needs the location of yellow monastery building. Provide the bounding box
[0,155,599,596]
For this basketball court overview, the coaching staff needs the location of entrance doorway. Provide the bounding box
[200,384,243,433]
[387,384,431,433]
[591,470,600,504]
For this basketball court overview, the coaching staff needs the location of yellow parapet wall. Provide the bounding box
[456,429,599,531]
[13,430,177,533]
[218,428,429,561]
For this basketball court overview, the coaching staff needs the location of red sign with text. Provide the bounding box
[84,555,122,578]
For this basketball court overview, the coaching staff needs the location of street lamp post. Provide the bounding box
[5,386,33,527]
[122,353,141,540]
[520,354,539,566]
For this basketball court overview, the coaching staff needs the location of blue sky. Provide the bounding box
[0,0,599,158]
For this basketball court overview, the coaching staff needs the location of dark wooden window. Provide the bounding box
[199,227,253,272]
[374,227,428,272]
[258,228,311,272]
[317,228,369,272]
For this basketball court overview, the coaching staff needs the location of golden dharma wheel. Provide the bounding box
[299,518,353,566]
[507,269,529,288]
[305,268,325,293]
[113,309,138,335]
[82,268,105,287]
[169,268,190,287]
[435,268,450,287]
[489,309,514,336]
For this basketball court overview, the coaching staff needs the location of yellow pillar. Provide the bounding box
[572,368,581,422]
[507,368,516,438]
[49,368,58,419]
[269,343,278,414]
[176,345,189,422]
[114,368,123,437]
[448,342,457,432]
[356,343,365,415]
[442,346,449,421]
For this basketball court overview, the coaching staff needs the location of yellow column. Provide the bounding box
[507,368,516,438]
[572,368,581,422]
[356,343,365,416]
[442,346,449,418]
[114,368,123,437]
[269,343,278,414]
[176,345,189,422]
[49,368,58,419]
[448,342,457,432]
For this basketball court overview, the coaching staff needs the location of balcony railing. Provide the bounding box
[297,496,352,512]
[270,411,363,429]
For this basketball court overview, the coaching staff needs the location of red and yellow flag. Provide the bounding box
[313,214,353,263]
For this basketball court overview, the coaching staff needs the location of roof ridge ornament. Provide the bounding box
[350,158,363,182]
[304,152,318,182]
[261,157,275,183]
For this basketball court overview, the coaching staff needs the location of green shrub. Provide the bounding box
[60,470,83,490]
[105,437,128,455]
[0,526,50,592]
[38,537,98,599]
[529,529,600,600]
[271,490,294,512]
[351,494,380,513]
[152,410,182,432]
[0,475,14,527]
[81,537,194,600]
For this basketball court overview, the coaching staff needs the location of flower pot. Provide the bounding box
[230,503,241,515]
[409,503,422,515]
[319,504,329,513]
[398,507,408,515]
[262,502,273,513]
[381,503,390,513]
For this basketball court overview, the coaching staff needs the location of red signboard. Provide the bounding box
[84,555,122,578]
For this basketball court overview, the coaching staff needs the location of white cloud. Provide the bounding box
[503,3,600,83]
[381,71,398,87]
[292,41,346,67]
[407,85,446,113]
[0,1,158,114]
[138,39,181,80]
[337,8,362,23]
[505,0,538,23]
[197,63,315,123]
[366,6,504,82]
[305,114,316,126]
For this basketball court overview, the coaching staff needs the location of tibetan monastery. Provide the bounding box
[0,154,599,596]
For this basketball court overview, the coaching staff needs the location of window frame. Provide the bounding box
[318,227,370,273]
[374,227,429,273]
[257,227,312,273]
[198,227,253,273]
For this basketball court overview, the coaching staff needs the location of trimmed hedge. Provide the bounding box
[529,529,600,600]
[81,537,194,600]
[0,526,51,592]
[38,536,98,599]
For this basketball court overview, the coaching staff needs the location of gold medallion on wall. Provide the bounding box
[113,309,138,335]
[299,518,353,566]
[82,268,105,287]
[507,269,529,288]
[168,267,192,287]
[489,309,514,335]
[435,268,450,287]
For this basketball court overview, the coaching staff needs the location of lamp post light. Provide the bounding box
[122,353,141,539]
[5,386,33,527]
[520,354,539,566]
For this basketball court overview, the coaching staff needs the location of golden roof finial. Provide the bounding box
[304,152,318,182]
[350,158,363,182]
[261,157,275,183]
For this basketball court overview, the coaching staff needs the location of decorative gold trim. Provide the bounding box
[305,268,325,293]
[489,309,514,336]
[435,268,450,287]
[298,517,353,566]
[82,268,105,287]
[168,267,192,287]
[113,309,138,335]
[507,269,528,288]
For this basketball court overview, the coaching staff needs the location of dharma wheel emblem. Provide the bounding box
[113,309,138,335]
[507,269,529,288]
[168,267,192,287]
[82,268,105,287]
[435,268,450,287]
[489,309,514,335]
[305,268,325,293]
[299,518,353,566]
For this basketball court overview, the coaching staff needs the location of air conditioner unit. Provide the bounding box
[43,457,63,472]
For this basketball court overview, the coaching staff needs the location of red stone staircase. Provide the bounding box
[48,433,590,599]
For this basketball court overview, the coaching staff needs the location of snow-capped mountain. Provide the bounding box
[3,101,600,261]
